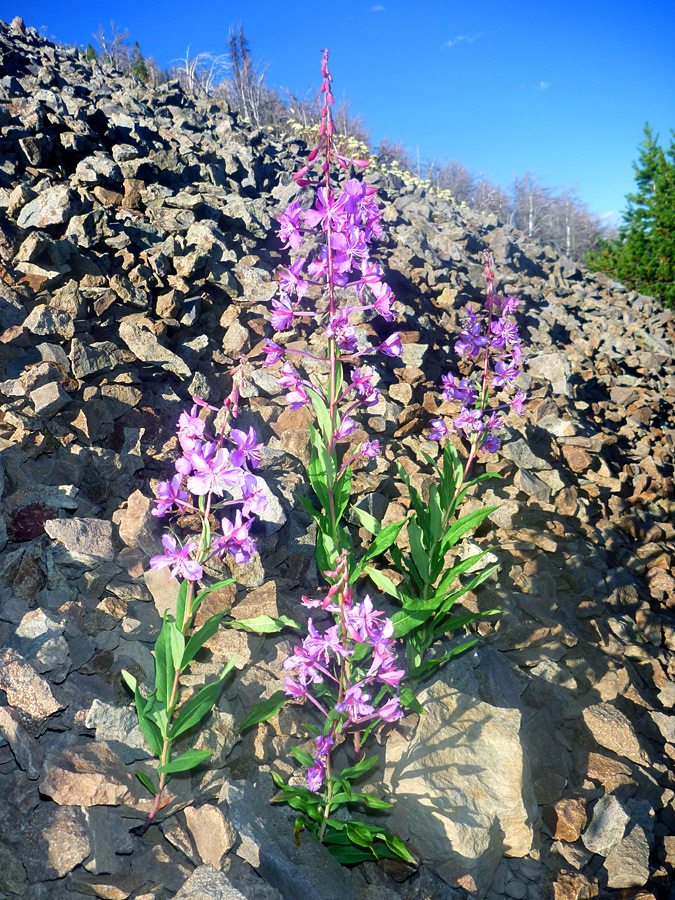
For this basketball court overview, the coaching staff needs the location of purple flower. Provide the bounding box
[230,426,263,469]
[177,405,205,453]
[286,384,309,410]
[490,318,519,349]
[455,321,488,359]
[262,339,285,366]
[304,186,348,232]
[501,295,519,315]
[212,510,256,564]
[334,415,357,441]
[241,474,267,516]
[315,734,334,757]
[378,696,403,722]
[271,294,296,332]
[150,534,203,582]
[278,257,308,299]
[304,619,351,664]
[361,440,381,458]
[187,448,243,496]
[481,432,500,453]
[276,363,301,391]
[429,419,449,441]
[370,281,394,321]
[441,374,478,405]
[453,408,485,435]
[340,178,367,217]
[379,333,402,357]
[307,761,326,792]
[492,359,519,388]
[153,474,188,518]
[278,200,303,249]
[511,390,527,415]
[284,676,308,699]
[335,685,375,722]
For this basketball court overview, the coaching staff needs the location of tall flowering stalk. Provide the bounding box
[253,49,414,865]
[123,364,278,834]
[367,251,527,679]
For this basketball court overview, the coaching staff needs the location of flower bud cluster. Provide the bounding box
[149,396,266,581]
[284,553,403,792]
[430,251,526,453]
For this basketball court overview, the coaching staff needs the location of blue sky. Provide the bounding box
[15,0,675,222]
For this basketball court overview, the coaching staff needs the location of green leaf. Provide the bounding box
[427,484,443,546]
[397,462,424,522]
[306,386,332,442]
[333,465,352,523]
[352,792,392,809]
[135,770,158,796]
[181,611,226,669]
[439,506,498,555]
[364,566,406,603]
[158,748,212,775]
[169,620,186,672]
[291,747,316,768]
[239,690,287,731]
[382,830,417,864]
[308,447,331,511]
[154,617,175,711]
[433,609,499,638]
[351,518,407,581]
[168,658,236,739]
[433,550,488,598]
[175,579,189,629]
[399,686,425,714]
[351,504,380,535]
[409,639,480,678]
[228,614,301,634]
[193,577,236,614]
[123,675,164,757]
[295,493,322,521]
[340,754,380,782]
[408,519,430,582]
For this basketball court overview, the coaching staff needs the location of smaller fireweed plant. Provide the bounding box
[123,365,296,835]
[366,251,527,681]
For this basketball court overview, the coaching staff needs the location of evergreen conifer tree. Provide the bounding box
[131,41,149,81]
[587,124,675,307]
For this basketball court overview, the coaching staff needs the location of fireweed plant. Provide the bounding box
[366,250,526,681]
[251,49,527,864]
[122,365,297,834]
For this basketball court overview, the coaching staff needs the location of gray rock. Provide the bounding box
[0,705,43,779]
[70,338,122,378]
[75,153,123,184]
[581,794,629,856]
[30,381,70,418]
[16,183,79,229]
[44,516,115,561]
[527,351,572,397]
[0,648,63,734]
[21,804,91,881]
[172,866,250,900]
[383,679,536,898]
[582,702,649,766]
[22,304,75,339]
[220,773,355,900]
[84,699,150,762]
[119,314,192,379]
[603,823,650,888]
[184,804,237,867]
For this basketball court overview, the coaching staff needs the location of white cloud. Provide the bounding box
[537,81,550,90]
[441,32,484,49]
[370,4,385,10]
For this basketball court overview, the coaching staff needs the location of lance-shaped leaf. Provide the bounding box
[135,770,159,796]
[193,577,236,615]
[291,746,316,768]
[239,689,287,731]
[364,565,407,604]
[180,610,227,669]
[158,748,212,775]
[351,504,380,535]
[333,465,352,522]
[306,386,332,443]
[351,518,407,582]
[438,506,498,556]
[175,580,189,631]
[408,638,480,678]
[226,614,301,634]
[168,656,236,739]
[122,671,163,756]
[339,754,380,782]
[154,617,176,711]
